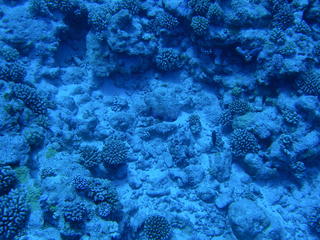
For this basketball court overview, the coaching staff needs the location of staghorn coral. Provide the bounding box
[144,215,171,240]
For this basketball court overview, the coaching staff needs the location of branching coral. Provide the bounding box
[11,83,48,115]
[191,16,209,36]
[155,48,180,72]
[231,129,259,157]
[0,166,17,195]
[144,215,171,240]
[0,189,29,240]
[101,139,128,168]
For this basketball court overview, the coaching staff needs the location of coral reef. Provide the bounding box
[63,202,88,223]
[143,215,171,240]
[1,0,320,239]
[191,16,209,36]
[11,83,48,115]
[231,129,259,157]
[79,145,102,169]
[0,166,17,195]
[155,48,180,72]
[0,189,29,240]
[101,139,128,168]
[0,63,26,82]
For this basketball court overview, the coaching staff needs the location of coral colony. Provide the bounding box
[0,0,320,239]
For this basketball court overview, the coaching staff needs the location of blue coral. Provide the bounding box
[88,7,111,32]
[0,189,29,240]
[79,145,102,169]
[63,202,88,223]
[0,44,19,62]
[281,108,299,126]
[97,202,112,219]
[73,176,119,212]
[0,63,26,82]
[272,2,294,30]
[231,129,259,157]
[144,215,171,240]
[188,114,202,136]
[308,208,320,234]
[219,110,233,127]
[86,178,119,207]
[118,0,141,15]
[269,28,286,45]
[296,72,320,96]
[72,175,89,191]
[12,83,48,115]
[294,20,311,34]
[29,0,51,17]
[229,100,250,116]
[155,48,180,72]
[101,139,128,168]
[191,16,209,36]
[155,12,179,31]
[25,128,45,149]
[0,166,16,195]
[207,2,224,24]
[188,0,210,16]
